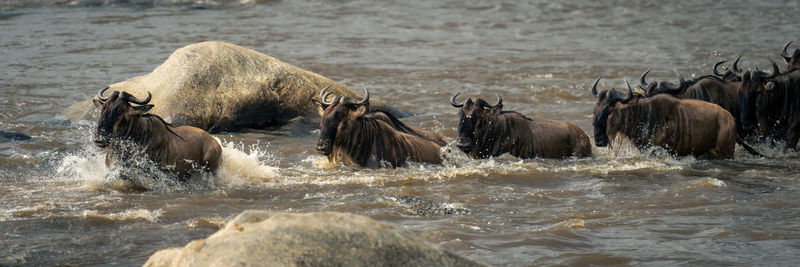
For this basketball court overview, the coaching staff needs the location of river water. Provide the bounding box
[2,0,800,266]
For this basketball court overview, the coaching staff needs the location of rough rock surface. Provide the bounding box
[144,210,484,267]
[63,41,407,132]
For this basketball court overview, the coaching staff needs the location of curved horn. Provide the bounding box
[97,87,111,101]
[760,58,780,79]
[322,91,335,105]
[674,69,687,91]
[656,69,687,93]
[354,87,369,105]
[781,41,793,61]
[125,91,152,105]
[494,93,502,107]
[318,84,334,105]
[450,92,465,107]
[732,56,743,74]
[623,79,634,103]
[713,60,728,76]
[639,69,651,89]
[591,76,601,96]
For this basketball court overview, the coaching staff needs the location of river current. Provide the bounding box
[1,0,799,266]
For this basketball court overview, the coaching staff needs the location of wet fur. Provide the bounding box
[458,99,592,159]
[319,101,443,167]
[739,69,800,149]
[97,93,222,180]
[651,75,744,135]
[604,94,736,159]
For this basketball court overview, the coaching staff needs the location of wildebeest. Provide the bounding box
[450,93,591,159]
[640,68,744,135]
[593,78,738,159]
[780,41,800,71]
[315,85,445,167]
[93,87,222,180]
[712,57,743,82]
[735,59,800,149]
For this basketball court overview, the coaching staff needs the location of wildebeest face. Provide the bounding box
[455,99,478,152]
[317,99,367,155]
[92,88,153,148]
[781,41,800,71]
[314,85,370,155]
[592,78,633,147]
[451,92,502,154]
[736,60,779,136]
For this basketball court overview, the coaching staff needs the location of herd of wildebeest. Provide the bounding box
[91,41,800,181]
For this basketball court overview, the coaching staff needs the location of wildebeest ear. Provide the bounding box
[93,99,105,109]
[351,105,367,118]
[133,104,154,113]
[490,104,503,115]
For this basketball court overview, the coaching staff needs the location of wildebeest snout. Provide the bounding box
[93,133,110,148]
[316,139,332,155]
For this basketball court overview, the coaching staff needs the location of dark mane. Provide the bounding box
[689,75,725,85]
[366,110,421,136]
[365,109,444,145]
[332,114,438,167]
[499,110,531,120]
[139,113,184,141]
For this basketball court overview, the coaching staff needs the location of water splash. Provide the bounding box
[50,137,280,191]
[213,139,279,187]
[82,208,163,223]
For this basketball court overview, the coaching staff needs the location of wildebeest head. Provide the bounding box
[92,87,153,148]
[712,57,742,82]
[450,92,502,154]
[735,59,780,135]
[314,85,369,155]
[780,41,800,71]
[592,77,636,147]
[638,69,688,96]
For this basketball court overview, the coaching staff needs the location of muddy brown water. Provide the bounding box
[1,1,800,266]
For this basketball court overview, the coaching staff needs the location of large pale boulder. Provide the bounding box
[64,41,407,132]
[144,210,484,267]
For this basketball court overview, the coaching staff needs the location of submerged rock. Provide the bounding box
[63,41,408,133]
[144,210,483,267]
[0,131,31,141]
[393,195,471,216]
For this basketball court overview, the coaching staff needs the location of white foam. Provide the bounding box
[82,208,163,222]
[213,139,279,187]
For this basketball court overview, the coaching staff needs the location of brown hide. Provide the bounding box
[329,114,443,167]
[491,114,592,159]
[316,88,443,168]
[95,90,221,179]
[606,95,736,159]
[453,95,591,159]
